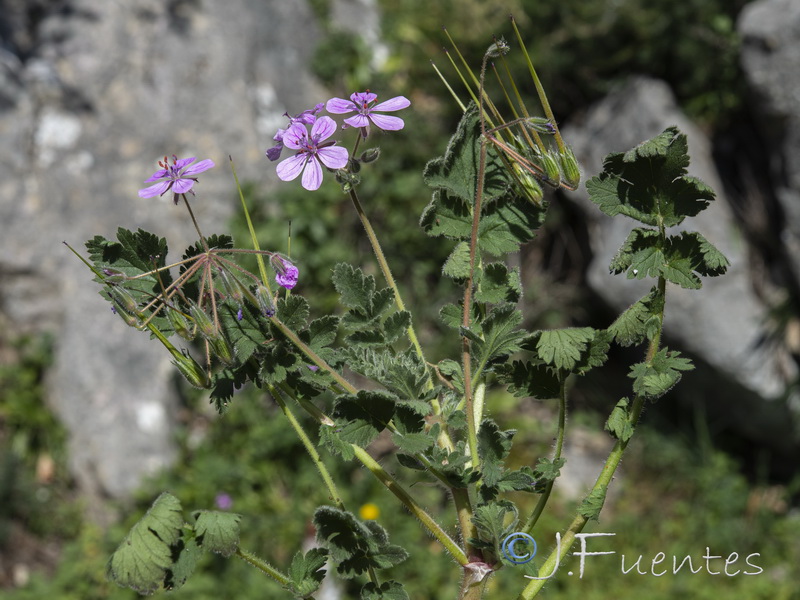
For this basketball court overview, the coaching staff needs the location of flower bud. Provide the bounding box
[189,304,217,338]
[168,308,195,341]
[172,349,212,389]
[101,268,128,283]
[559,146,581,189]
[524,117,556,135]
[512,163,544,205]
[348,157,362,173]
[540,151,561,187]
[256,284,276,317]
[107,286,141,317]
[216,268,244,303]
[360,148,380,163]
[209,334,235,366]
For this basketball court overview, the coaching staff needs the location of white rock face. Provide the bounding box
[0,0,363,500]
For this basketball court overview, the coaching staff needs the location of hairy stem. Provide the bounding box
[522,378,567,533]
[269,386,345,510]
[347,188,436,397]
[235,548,290,586]
[351,445,469,566]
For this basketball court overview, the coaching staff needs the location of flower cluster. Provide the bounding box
[266,90,410,191]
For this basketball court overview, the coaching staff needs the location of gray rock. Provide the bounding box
[563,77,796,403]
[0,0,341,500]
[739,0,800,285]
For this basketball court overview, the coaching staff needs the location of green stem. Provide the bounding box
[523,378,567,533]
[347,188,435,396]
[235,548,290,586]
[269,385,345,510]
[452,487,478,559]
[351,445,469,566]
[181,194,209,253]
[270,317,356,394]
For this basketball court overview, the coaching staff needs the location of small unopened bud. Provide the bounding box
[512,164,544,205]
[559,146,581,189]
[189,304,217,338]
[167,309,195,341]
[216,268,244,303]
[348,157,362,173]
[209,334,235,366]
[172,349,212,389]
[101,268,128,283]
[524,117,556,135]
[540,151,561,187]
[360,148,380,163]
[256,284,276,318]
[107,286,141,317]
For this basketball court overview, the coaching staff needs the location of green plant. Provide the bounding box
[66,21,734,600]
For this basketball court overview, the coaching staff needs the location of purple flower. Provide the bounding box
[275,116,349,191]
[326,91,410,135]
[138,155,215,203]
[266,103,325,162]
[271,255,299,289]
[215,493,233,510]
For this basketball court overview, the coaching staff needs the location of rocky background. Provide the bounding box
[0,0,798,520]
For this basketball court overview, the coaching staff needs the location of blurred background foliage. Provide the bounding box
[2,0,799,597]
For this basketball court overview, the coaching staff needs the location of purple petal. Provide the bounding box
[144,169,169,183]
[266,143,283,161]
[138,180,171,198]
[350,91,377,105]
[276,153,307,181]
[172,157,197,170]
[317,145,349,169]
[311,116,337,141]
[326,97,356,114]
[301,158,323,190]
[276,263,299,289]
[172,178,195,194]
[282,123,308,150]
[372,96,410,112]
[344,114,370,129]
[273,127,287,142]
[369,113,405,131]
[182,158,215,176]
